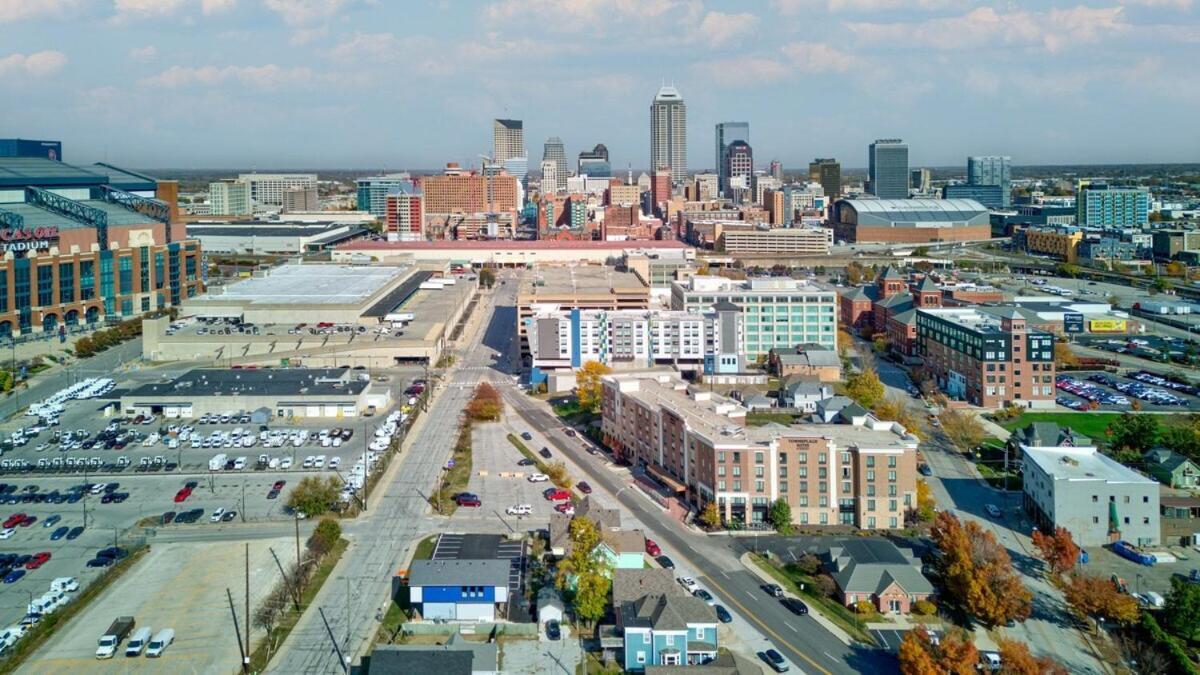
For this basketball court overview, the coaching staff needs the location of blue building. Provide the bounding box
[406,560,510,622]
[967,155,1012,207]
[578,143,611,178]
[868,139,909,199]
[355,174,412,218]
[620,594,718,670]
[943,184,1003,209]
[1077,183,1149,226]
[0,139,62,161]
[714,122,749,195]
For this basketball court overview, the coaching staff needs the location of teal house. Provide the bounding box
[1144,448,1200,488]
[619,594,718,670]
[597,530,647,570]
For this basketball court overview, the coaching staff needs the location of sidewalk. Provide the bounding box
[738,551,857,647]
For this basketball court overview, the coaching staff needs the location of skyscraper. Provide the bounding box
[809,158,841,200]
[540,160,558,196]
[542,137,567,192]
[769,160,783,182]
[493,119,525,163]
[578,143,611,177]
[967,156,1012,208]
[714,121,749,194]
[867,139,909,199]
[650,86,687,185]
[910,168,931,193]
[723,141,753,196]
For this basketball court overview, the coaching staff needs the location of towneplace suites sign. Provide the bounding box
[0,226,60,252]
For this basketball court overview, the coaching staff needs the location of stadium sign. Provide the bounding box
[1064,312,1085,334]
[0,226,59,252]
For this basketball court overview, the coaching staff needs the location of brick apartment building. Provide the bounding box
[916,307,1056,409]
[600,373,919,529]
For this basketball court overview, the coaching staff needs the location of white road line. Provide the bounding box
[745,591,755,602]
[783,621,797,632]
[823,651,837,662]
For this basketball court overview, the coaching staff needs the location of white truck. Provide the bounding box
[208,454,228,471]
[96,616,134,659]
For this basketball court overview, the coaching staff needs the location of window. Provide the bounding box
[1092,495,1098,503]
[818,453,827,464]
[36,266,52,306]
[1093,516,1099,524]
[888,456,897,468]
[866,456,875,468]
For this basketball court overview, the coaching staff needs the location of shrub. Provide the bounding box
[792,553,821,576]
[912,599,937,616]
[813,574,837,598]
[854,600,877,616]
[308,518,342,556]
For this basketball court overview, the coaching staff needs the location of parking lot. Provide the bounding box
[1076,542,1197,599]
[461,423,562,523]
[0,368,417,639]
[1055,369,1200,412]
[20,536,297,673]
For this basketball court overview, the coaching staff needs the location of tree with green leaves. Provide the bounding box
[478,268,496,289]
[769,498,793,535]
[1163,575,1200,641]
[1106,413,1160,455]
[308,518,342,556]
[555,517,612,626]
[286,476,342,517]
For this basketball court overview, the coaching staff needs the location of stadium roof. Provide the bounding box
[0,202,92,229]
[340,239,690,251]
[77,200,157,226]
[0,157,107,189]
[90,163,158,191]
[838,198,989,227]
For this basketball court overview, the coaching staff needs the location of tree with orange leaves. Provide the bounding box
[997,638,1069,675]
[1031,526,1081,576]
[931,511,1032,627]
[1062,573,1140,624]
[899,626,979,675]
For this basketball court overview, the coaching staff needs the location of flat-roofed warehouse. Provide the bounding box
[144,263,476,367]
[120,367,389,419]
[186,221,369,254]
[831,198,991,244]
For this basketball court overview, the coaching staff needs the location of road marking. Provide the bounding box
[784,621,797,632]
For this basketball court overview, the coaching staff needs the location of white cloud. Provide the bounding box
[697,56,790,86]
[0,0,81,22]
[262,0,350,25]
[780,42,856,72]
[113,0,187,20]
[0,50,68,77]
[202,0,237,14]
[1121,0,1192,8]
[846,5,1128,52]
[327,32,400,61]
[129,45,158,60]
[693,11,758,47]
[289,26,328,45]
[771,0,963,13]
[485,0,678,26]
[139,63,314,88]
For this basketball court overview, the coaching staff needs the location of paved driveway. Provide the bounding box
[500,634,581,675]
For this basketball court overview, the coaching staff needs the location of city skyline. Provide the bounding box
[1,1,1197,170]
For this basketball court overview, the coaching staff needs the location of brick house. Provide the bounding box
[824,539,934,615]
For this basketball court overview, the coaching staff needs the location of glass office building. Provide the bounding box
[868,139,909,199]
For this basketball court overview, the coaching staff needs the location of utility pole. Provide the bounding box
[245,543,250,663]
[294,515,301,576]
[269,547,300,611]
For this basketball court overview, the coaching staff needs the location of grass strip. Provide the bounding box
[432,424,473,515]
[0,545,150,673]
[747,553,877,645]
[249,537,349,672]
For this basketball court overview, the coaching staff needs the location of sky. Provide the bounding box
[1,0,1198,171]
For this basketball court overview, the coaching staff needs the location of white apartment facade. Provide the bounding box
[237,173,319,210]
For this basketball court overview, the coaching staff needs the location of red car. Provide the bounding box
[3,513,26,529]
[26,551,51,570]
[554,502,576,514]
[645,539,662,557]
[543,488,571,502]
[273,480,287,491]
[173,487,192,503]
[577,481,592,494]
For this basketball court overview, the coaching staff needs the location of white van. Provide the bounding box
[145,628,174,657]
[51,577,79,593]
[125,626,152,656]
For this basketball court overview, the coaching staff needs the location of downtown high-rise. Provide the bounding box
[967,156,1012,208]
[809,158,841,200]
[650,86,687,185]
[867,139,909,199]
[542,137,567,193]
[492,119,525,162]
[715,121,749,195]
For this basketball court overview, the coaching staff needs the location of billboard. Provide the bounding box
[1088,319,1127,333]
[1064,313,1085,334]
[0,139,62,161]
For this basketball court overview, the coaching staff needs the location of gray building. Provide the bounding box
[650,86,687,185]
[542,137,567,192]
[809,158,841,200]
[1012,423,1159,547]
[943,184,1003,209]
[868,139,908,199]
[715,122,749,195]
[967,156,1012,208]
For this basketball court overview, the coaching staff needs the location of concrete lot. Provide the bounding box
[18,537,297,675]
[462,422,560,523]
[500,634,582,675]
[1077,543,1196,597]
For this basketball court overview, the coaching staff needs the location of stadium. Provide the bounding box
[0,140,201,338]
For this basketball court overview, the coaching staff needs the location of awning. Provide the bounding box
[647,466,687,493]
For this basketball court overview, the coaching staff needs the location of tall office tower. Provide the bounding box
[769,160,783,182]
[723,141,753,193]
[910,168,931,193]
[355,173,412,217]
[968,155,1012,208]
[208,180,251,216]
[650,85,687,185]
[809,158,841,201]
[542,137,567,191]
[714,121,749,194]
[540,160,558,196]
[578,144,611,177]
[867,139,909,199]
[493,119,525,163]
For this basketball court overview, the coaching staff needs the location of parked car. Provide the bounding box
[455,493,481,507]
[527,473,550,483]
[984,504,1001,518]
[655,555,674,570]
[763,648,791,673]
[545,619,561,641]
[677,577,699,593]
[505,504,532,516]
[693,589,715,605]
[539,447,552,459]
[645,539,662,557]
[763,583,784,598]
[781,598,808,615]
[521,432,533,441]
[715,605,733,623]
[554,503,575,515]
[543,488,571,502]
[577,481,592,494]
